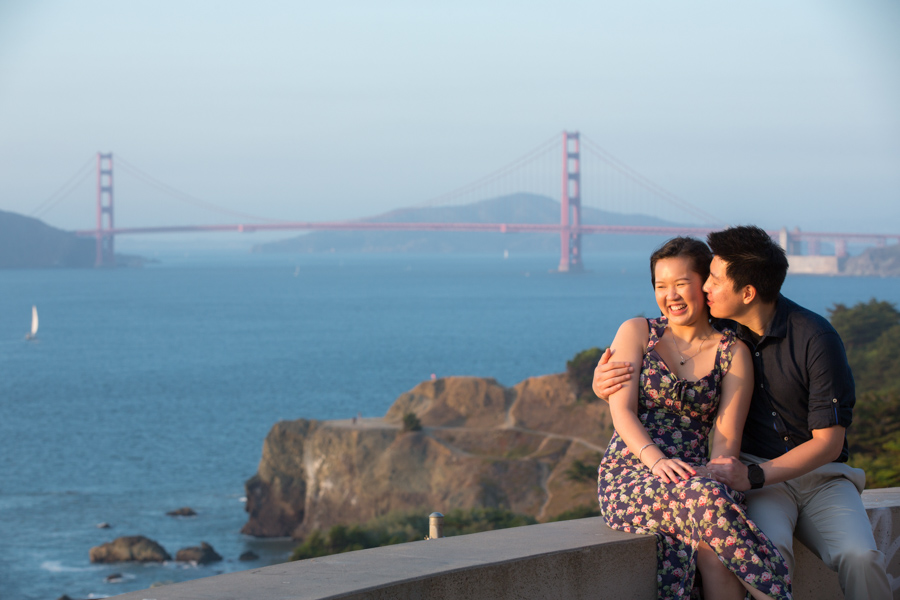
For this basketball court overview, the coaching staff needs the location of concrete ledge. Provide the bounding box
[111,519,657,600]
[111,489,900,600]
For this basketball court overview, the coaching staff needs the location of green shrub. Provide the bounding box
[547,504,601,522]
[567,347,603,403]
[289,507,535,561]
[564,453,602,484]
[402,412,422,432]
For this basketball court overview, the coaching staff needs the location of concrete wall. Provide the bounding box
[111,488,900,600]
[787,255,846,275]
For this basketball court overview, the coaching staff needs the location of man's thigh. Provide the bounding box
[793,469,875,567]
[743,482,800,570]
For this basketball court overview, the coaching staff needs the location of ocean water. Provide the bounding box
[1,250,897,599]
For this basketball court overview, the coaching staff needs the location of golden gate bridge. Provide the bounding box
[33,131,899,269]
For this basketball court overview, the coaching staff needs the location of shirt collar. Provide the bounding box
[731,294,790,345]
[764,295,790,340]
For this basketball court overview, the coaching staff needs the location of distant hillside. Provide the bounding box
[252,194,696,254]
[843,244,900,277]
[0,210,94,268]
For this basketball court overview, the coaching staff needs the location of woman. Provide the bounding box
[597,237,791,600]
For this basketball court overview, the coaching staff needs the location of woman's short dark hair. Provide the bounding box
[706,225,788,303]
[649,237,713,286]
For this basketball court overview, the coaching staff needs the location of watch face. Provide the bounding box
[748,464,765,485]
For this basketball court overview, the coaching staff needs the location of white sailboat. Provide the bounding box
[25,305,38,340]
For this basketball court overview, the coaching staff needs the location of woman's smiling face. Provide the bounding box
[653,256,709,326]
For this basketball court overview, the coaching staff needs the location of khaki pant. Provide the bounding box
[742,453,892,600]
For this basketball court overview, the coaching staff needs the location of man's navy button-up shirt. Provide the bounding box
[726,295,855,462]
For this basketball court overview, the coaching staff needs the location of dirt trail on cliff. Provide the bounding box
[243,374,612,537]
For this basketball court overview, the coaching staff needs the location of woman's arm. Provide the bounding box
[709,339,753,460]
[607,318,694,484]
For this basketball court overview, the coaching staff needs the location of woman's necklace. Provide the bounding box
[669,331,713,365]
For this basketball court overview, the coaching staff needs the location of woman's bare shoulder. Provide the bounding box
[614,317,651,345]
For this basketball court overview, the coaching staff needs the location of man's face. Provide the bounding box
[703,256,745,320]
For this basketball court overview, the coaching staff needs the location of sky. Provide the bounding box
[1,0,898,247]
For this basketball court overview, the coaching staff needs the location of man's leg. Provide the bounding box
[741,454,800,573]
[793,463,891,600]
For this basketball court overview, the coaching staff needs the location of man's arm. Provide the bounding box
[708,426,845,491]
[591,347,635,402]
[710,320,854,491]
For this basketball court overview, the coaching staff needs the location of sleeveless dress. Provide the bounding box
[598,317,792,600]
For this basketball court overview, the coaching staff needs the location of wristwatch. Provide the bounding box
[747,464,766,490]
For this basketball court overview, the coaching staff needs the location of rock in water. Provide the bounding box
[175,542,223,564]
[166,506,197,517]
[89,536,171,563]
[239,550,260,561]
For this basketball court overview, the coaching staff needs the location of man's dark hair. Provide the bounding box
[706,225,788,303]
[649,237,712,286]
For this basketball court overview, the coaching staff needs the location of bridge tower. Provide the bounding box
[95,153,115,267]
[557,131,583,272]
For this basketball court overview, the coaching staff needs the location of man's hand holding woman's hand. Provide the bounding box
[707,456,751,491]
[592,348,635,401]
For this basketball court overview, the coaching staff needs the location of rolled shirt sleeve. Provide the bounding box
[806,330,855,431]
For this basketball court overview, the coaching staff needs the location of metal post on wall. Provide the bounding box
[427,512,444,540]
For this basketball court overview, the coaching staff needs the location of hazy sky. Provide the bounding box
[1,0,898,244]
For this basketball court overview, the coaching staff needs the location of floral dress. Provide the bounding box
[598,317,792,600]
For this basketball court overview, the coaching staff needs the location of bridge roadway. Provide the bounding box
[75,222,900,245]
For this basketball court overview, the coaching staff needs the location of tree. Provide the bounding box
[829,299,899,350]
[830,299,900,488]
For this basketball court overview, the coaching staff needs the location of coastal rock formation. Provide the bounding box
[844,244,900,277]
[175,542,223,564]
[89,535,171,563]
[242,374,613,539]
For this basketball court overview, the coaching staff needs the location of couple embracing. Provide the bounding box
[593,226,890,600]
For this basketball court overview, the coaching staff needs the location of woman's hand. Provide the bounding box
[650,457,696,484]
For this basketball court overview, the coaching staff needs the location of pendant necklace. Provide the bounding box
[669,332,711,365]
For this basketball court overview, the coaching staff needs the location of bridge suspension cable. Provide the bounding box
[580,135,725,226]
[411,132,562,209]
[115,156,288,223]
[30,155,95,218]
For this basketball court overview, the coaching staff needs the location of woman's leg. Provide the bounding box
[697,542,746,599]
[698,543,775,600]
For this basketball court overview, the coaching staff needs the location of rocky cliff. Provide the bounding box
[242,374,613,539]
[843,244,900,277]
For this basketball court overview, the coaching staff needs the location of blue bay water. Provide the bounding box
[1,251,898,599]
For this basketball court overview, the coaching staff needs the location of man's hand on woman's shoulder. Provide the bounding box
[592,347,635,402]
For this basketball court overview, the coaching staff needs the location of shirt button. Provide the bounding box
[832,398,838,403]
[771,412,777,416]
[755,352,760,357]
[760,384,764,389]
[784,436,789,441]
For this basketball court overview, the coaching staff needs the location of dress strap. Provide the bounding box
[645,317,667,352]
[714,326,738,376]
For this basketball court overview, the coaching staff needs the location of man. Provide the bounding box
[593,225,890,600]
